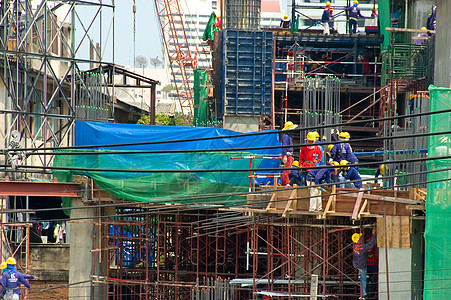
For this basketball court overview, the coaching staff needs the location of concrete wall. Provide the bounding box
[30,244,69,280]
[434,0,451,88]
[378,248,412,300]
[407,0,435,30]
[223,115,260,132]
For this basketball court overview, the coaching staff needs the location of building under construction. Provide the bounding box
[0,0,449,300]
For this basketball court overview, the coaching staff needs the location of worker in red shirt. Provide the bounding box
[300,132,323,211]
[300,132,323,171]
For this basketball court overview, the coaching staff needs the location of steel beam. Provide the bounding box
[0,181,79,197]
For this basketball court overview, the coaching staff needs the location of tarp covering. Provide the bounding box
[53,121,281,206]
[423,85,451,299]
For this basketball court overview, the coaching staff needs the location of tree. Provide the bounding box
[137,113,192,126]
[162,84,176,94]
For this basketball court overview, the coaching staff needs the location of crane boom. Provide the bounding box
[154,0,194,115]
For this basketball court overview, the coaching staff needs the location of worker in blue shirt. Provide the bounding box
[329,132,358,165]
[322,2,331,35]
[281,121,298,186]
[346,0,366,34]
[289,161,305,186]
[352,228,377,300]
[1,257,36,299]
[341,160,363,188]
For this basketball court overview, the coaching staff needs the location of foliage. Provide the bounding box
[162,84,176,93]
[137,113,193,126]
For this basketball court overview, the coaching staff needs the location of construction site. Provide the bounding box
[0,0,449,299]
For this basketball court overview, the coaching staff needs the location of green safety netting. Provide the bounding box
[193,68,215,126]
[423,85,451,299]
[53,150,263,209]
[52,121,282,213]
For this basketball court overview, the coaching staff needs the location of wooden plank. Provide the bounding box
[282,189,297,218]
[357,200,368,219]
[351,190,364,220]
[362,194,422,205]
[391,216,401,248]
[266,192,277,211]
[386,215,393,248]
[401,216,411,248]
[322,185,337,218]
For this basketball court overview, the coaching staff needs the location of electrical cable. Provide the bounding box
[6,107,451,152]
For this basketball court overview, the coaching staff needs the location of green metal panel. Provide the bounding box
[378,0,391,50]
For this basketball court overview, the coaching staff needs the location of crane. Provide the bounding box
[154,0,194,115]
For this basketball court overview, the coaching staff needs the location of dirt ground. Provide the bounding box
[28,281,69,299]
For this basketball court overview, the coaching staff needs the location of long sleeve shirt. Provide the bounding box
[346,6,364,20]
[1,270,34,295]
[344,167,362,188]
[306,168,331,185]
[330,143,358,164]
[300,146,323,170]
[321,9,330,23]
[353,234,376,269]
[281,133,293,156]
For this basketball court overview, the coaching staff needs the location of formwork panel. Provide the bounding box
[220,30,273,116]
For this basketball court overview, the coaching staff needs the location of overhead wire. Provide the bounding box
[6,106,451,152]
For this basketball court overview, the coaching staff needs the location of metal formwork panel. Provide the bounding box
[220,30,273,116]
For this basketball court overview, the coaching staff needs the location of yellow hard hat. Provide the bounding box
[352,233,362,243]
[327,144,334,153]
[330,7,334,11]
[283,121,297,130]
[421,27,427,31]
[306,132,317,141]
[340,160,349,166]
[0,262,6,270]
[326,1,331,6]
[6,257,16,265]
[292,160,300,167]
[338,132,350,139]
[313,131,320,139]
[282,14,290,22]
[331,161,339,166]
[353,0,359,4]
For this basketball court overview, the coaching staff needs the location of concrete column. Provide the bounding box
[434,0,451,88]
[68,197,94,299]
[378,248,412,300]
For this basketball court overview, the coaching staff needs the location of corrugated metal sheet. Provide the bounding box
[220,30,273,116]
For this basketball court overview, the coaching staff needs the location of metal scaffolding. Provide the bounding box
[99,208,373,300]
[0,0,115,172]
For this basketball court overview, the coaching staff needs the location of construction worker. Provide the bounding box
[322,2,331,35]
[1,257,36,300]
[312,131,325,165]
[281,121,298,186]
[346,0,365,34]
[280,14,290,29]
[300,132,323,176]
[341,160,363,188]
[289,161,305,186]
[306,161,338,212]
[375,163,397,188]
[329,7,335,31]
[329,132,358,165]
[415,27,429,45]
[352,228,376,300]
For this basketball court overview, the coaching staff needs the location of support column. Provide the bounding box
[378,248,412,300]
[434,0,451,87]
[68,197,94,299]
